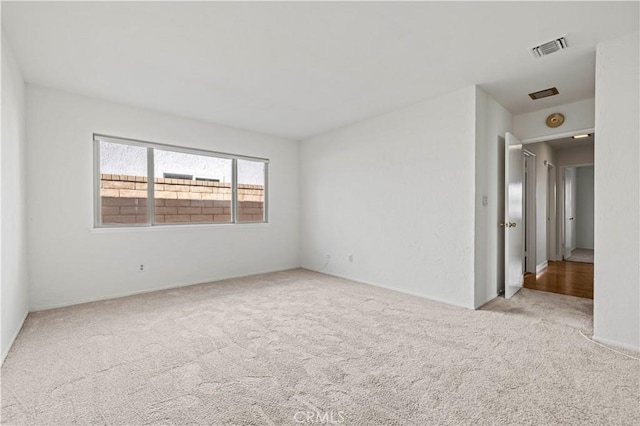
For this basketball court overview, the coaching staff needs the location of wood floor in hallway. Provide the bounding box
[524,261,594,299]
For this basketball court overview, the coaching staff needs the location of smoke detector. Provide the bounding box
[531,37,568,58]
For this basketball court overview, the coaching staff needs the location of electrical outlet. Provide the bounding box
[139,264,145,272]
[348,254,353,263]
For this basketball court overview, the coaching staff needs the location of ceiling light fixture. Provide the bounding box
[545,113,565,128]
[572,134,590,139]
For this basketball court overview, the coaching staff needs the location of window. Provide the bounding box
[163,172,193,180]
[94,135,268,227]
[98,142,149,225]
[237,159,266,223]
[154,148,233,224]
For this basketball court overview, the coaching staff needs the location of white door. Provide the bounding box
[504,132,524,299]
[564,168,576,259]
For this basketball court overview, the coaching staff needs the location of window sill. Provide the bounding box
[90,222,270,233]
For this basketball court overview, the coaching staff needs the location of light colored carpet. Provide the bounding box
[566,248,594,264]
[2,269,638,425]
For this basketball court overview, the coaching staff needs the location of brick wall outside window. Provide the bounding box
[100,174,264,224]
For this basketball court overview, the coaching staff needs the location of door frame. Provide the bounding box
[519,128,595,265]
[497,136,506,296]
[521,128,594,144]
[546,161,557,263]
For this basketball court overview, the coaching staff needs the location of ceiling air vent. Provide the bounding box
[529,87,559,100]
[531,37,568,58]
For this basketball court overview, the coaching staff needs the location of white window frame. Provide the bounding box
[93,134,269,228]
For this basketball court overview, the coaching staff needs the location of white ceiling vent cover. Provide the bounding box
[531,37,568,58]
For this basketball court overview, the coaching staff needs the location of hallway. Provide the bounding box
[524,261,594,299]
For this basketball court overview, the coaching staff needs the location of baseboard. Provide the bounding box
[474,294,498,310]
[30,266,300,312]
[536,261,548,274]
[304,268,475,310]
[2,309,29,365]
[592,335,640,353]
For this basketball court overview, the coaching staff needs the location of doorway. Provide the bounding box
[562,165,594,264]
[520,134,595,299]
[563,166,577,259]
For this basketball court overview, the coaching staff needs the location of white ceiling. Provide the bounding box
[2,2,638,140]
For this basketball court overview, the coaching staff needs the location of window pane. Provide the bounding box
[99,141,148,224]
[237,159,266,222]
[154,150,232,224]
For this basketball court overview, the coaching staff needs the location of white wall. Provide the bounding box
[593,32,639,351]
[513,98,595,142]
[1,34,30,362]
[576,166,594,249]
[474,87,513,307]
[300,87,477,308]
[555,145,594,167]
[523,142,556,267]
[26,86,300,310]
